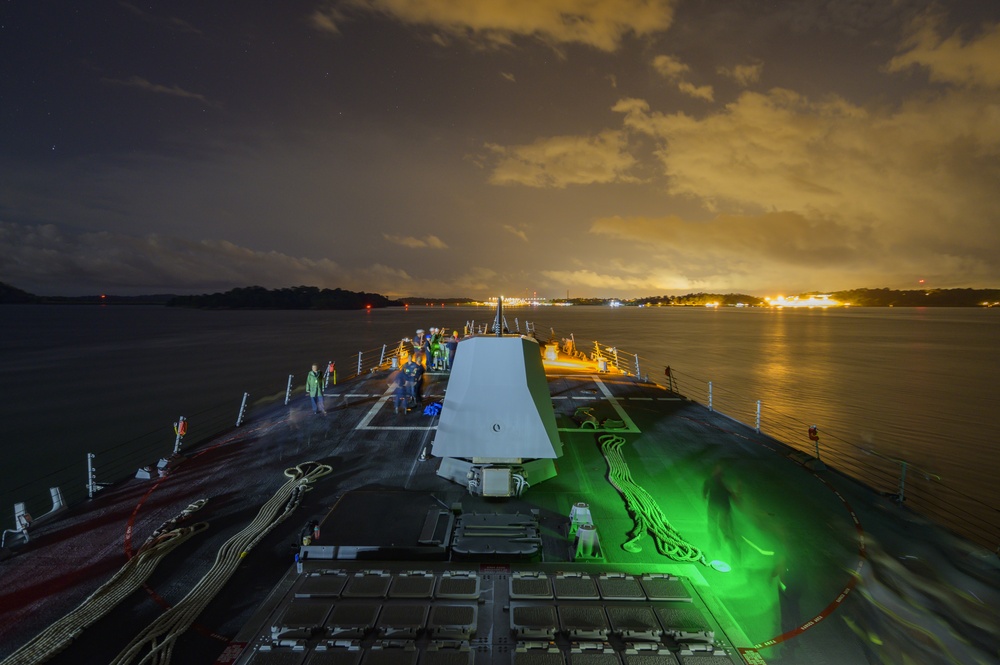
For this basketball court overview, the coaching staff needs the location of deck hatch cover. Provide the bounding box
[303,646,363,665]
[420,645,474,665]
[653,606,714,643]
[362,644,419,665]
[510,604,558,638]
[435,571,481,599]
[388,572,436,599]
[427,603,478,639]
[553,573,599,600]
[558,605,609,640]
[510,571,553,599]
[342,571,392,598]
[376,603,430,638]
[596,574,645,601]
[606,606,662,642]
[296,572,349,599]
[326,602,381,638]
[638,575,691,603]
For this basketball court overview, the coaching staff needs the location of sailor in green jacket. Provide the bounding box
[306,363,326,415]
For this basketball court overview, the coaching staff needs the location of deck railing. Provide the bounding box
[533,326,1000,553]
[7,325,998,554]
[1,336,417,545]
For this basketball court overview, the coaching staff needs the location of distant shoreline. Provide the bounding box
[3,282,998,308]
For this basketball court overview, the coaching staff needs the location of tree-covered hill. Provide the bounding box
[166,285,403,310]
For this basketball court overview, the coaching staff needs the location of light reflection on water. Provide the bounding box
[1,304,997,535]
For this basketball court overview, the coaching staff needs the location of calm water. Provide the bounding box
[1,305,997,536]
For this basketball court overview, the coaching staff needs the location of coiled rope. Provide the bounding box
[110,461,332,665]
[598,433,705,563]
[1,501,209,665]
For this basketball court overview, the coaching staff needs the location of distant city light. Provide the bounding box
[765,294,843,308]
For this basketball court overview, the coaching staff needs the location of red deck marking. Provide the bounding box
[121,430,252,643]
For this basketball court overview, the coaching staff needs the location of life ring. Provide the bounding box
[808,425,819,441]
[174,420,188,437]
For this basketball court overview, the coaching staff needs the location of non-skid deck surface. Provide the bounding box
[1,363,997,665]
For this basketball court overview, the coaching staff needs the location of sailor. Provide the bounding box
[401,357,424,407]
[305,363,326,415]
[429,328,443,370]
[445,331,458,370]
[413,329,426,366]
[389,369,407,413]
[423,330,433,370]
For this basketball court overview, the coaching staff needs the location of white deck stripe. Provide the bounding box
[355,385,441,431]
[592,375,641,433]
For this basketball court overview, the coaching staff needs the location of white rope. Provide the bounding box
[109,461,332,665]
[0,501,209,665]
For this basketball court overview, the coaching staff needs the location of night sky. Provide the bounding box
[2,1,999,298]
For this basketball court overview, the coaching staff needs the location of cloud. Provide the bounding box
[0,222,501,297]
[324,0,678,51]
[103,76,218,107]
[888,16,1000,89]
[677,81,714,101]
[717,61,764,87]
[604,80,1000,286]
[311,5,347,34]
[652,54,713,101]
[486,129,638,187]
[0,222,343,294]
[382,233,449,249]
[119,1,202,35]
[651,54,689,79]
[503,224,529,241]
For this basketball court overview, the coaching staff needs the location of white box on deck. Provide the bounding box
[432,336,562,460]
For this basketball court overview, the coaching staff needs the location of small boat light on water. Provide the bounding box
[709,559,732,572]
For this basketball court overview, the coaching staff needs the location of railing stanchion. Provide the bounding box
[755,400,761,433]
[236,392,249,427]
[357,351,363,376]
[898,461,908,503]
[285,374,294,405]
[379,344,386,367]
[708,381,713,412]
[634,353,640,378]
[86,453,96,499]
[172,416,187,455]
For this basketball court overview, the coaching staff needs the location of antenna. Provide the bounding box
[493,296,504,337]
